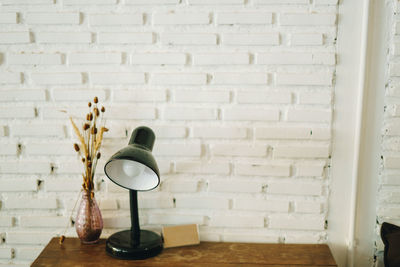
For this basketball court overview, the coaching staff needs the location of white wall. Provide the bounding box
[352,0,387,266]
[0,0,339,266]
[331,0,400,265]
[376,0,400,259]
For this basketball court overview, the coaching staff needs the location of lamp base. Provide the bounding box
[105,229,163,260]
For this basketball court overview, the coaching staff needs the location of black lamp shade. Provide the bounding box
[104,126,160,191]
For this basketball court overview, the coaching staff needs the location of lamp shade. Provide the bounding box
[104,126,160,191]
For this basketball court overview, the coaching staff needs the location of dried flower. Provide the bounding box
[69,97,107,198]
[70,117,88,157]
[74,143,80,152]
[94,127,107,152]
[101,106,105,113]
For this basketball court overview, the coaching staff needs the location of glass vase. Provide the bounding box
[75,190,103,244]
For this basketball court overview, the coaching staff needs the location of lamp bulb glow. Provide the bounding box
[122,162,145,178]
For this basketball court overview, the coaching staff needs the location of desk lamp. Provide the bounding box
[104,126,162,260]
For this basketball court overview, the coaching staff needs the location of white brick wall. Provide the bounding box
[377,0,400,255]
[217,12,272,25]
[25,13,80,24]
[291,33,324,46]
[0,0,337,265]
[89,14,143,26]
[161,33,217,45]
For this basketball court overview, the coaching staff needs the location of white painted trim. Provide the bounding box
[347,0,372,265]
[353,0,388,266]
[330,0,388,266]
[328,0,370,266]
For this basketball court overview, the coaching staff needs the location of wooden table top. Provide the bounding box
[31,237,337,267]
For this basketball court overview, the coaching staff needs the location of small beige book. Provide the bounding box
[162,224,200,248]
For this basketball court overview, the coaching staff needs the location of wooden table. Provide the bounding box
[32,237,337,267]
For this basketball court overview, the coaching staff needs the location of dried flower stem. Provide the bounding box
[59,189,82,244]
[70,118,88,157]
[94,127,107,157]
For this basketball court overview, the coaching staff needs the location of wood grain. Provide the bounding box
[31,238,337,267]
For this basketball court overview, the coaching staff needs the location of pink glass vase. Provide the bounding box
[75,190,103,244]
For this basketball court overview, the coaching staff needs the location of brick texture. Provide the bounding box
[0,1,338,265]
[377,0,400,256]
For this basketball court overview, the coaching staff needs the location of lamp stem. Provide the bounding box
[129,190,140,246]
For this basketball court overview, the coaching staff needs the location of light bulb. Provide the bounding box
[122,161,145,178]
